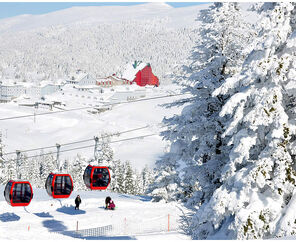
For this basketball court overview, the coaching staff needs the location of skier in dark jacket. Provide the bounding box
[75,195,81,210]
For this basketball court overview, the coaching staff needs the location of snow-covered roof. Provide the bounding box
[97,75,124,82]
[121,61,148,81]
[68,71,88,82]
[40,80,54,87]
[0,79,27,87]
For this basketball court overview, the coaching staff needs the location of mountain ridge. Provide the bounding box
[0,3,209,33]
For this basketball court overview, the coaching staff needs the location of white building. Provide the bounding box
[78,74,97,86]
[0,80,26,102]
[67,70,97,86]
[40,82,61,96]
[25,84,41,98]
[0,79,62,102]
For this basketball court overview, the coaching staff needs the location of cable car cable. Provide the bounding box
[2,124,151,156]
[6,133,157,162]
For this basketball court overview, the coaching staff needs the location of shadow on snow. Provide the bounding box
[34,212,53,218]
[0,212,20,222]
[57,205,86,215]
[60,230,136,240]
[43,219,68,232]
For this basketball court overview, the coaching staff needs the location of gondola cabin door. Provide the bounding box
[83,165,111,190]
[4,180,33,206]
[45,173,73,199]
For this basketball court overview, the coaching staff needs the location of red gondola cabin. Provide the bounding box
[83,165,111,190]
[45,173,73,199]
[4,180,33,206]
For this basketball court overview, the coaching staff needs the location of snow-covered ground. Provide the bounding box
[0,84,190,170]
[0,185,191,240]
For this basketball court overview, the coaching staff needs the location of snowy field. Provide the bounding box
[0,185,191,240]
[0,84,192,240]
[0,84,190,170]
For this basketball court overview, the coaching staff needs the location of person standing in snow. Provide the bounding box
[75,195,81,210]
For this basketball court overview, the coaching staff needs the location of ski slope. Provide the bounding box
[0,85,190,170]
[0,185,191,240]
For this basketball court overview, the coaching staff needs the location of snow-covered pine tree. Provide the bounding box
[21,155,40,187]
[141,165,155,194]
[61,158,70,174]
[116,160,125,193]
[133,168,143,195]
[95,134,114,165]
[69,154,88,191]
[124,161,135,195]
[191,3,296,239]
[109,159,124,193]
[39,152,57,185]
[149,2,255,204]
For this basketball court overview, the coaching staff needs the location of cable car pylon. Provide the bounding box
[83,136,111,190]
[45,143,73,199]
[56,143,61,172]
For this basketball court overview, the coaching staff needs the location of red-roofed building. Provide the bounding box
[133,64,159,87]
[122,61,159,87]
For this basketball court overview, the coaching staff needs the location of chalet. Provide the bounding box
[78,74,97,86]
[67,70,97,86]
[121,61,159,87]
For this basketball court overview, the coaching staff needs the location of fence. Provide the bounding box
[54,214,180,239]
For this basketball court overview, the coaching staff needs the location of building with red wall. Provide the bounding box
[121,61,159,87]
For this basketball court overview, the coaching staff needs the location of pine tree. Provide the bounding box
[191,3,296,239]
[109,159,124,193]
[39,152,57,185]
[141,165,155,194]
[117,160,125,193]
[149,2,255,205]
[69,154,88,191]
[124,161,135,195]
[133,168,142,195]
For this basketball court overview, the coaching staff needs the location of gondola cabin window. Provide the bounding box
[83,165,111,190]
[45,173,73,199]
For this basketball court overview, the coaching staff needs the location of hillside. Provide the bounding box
[0,3,210,85]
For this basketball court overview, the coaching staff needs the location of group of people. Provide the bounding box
[74,195,116,210]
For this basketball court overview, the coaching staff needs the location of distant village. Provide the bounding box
[0,61,159,103]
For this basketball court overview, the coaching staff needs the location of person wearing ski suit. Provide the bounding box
[75,195,81,210]
[105,196,115,210]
